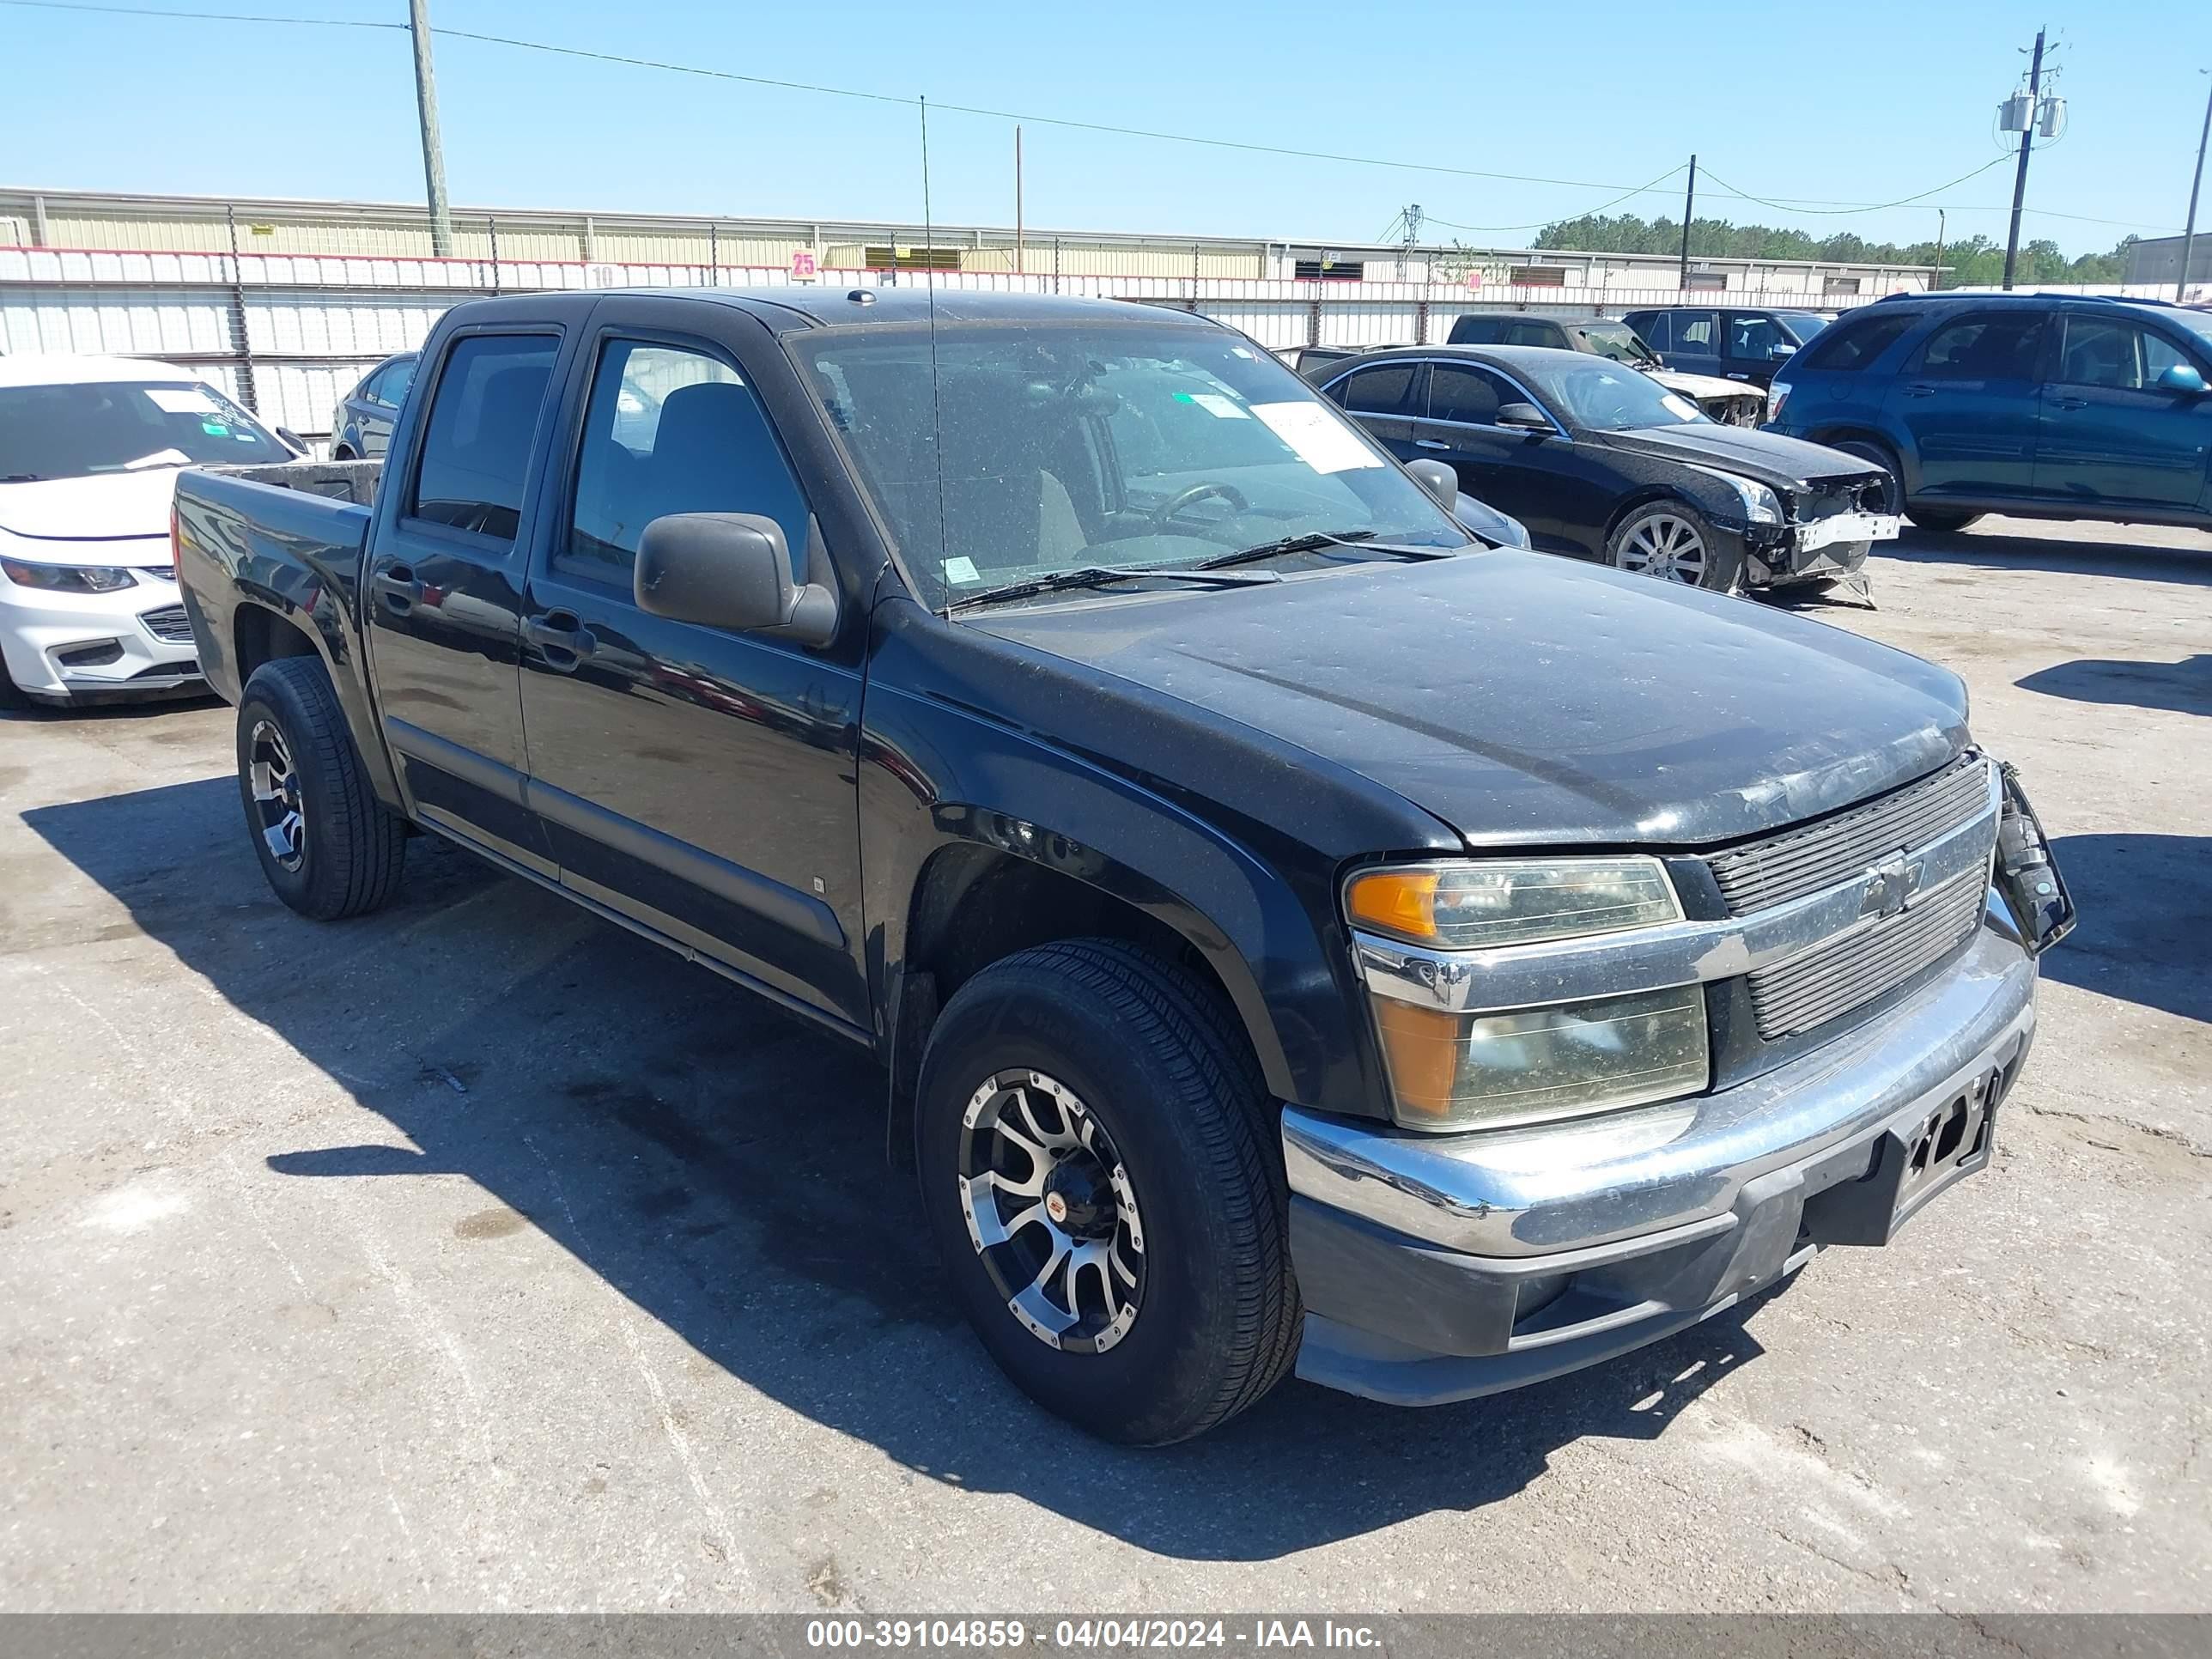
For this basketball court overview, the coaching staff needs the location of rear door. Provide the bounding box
[1324,360,1425,458]
[1885,309,2047,501]
[515,296,868,1029]
[364,319,578,873]
[1663,310,1723,378]
[2034,313,2212,510]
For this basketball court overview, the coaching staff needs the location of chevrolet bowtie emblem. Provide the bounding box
[1860,854,1924,920]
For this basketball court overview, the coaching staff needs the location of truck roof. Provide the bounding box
[448,286,1218,334]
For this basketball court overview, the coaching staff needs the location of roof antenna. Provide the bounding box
[921,93,951,610]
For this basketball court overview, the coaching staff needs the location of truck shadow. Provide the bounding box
[1887,525,2212,587]
[2015,653,2212,719]
[2039,833,2211,1025]
[22,775,1781,1563]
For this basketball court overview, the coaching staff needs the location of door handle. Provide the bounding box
[370,565,422,611]
[1904,383,1937,398]
[1413,437,1451,451]
[2051,395,2088,410]
[525,611,596,664]
[1726,372,1750,381]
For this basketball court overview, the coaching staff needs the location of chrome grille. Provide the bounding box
[141,605,193,644]
[1748,872,1988,1038]
[1708,757,1993,916]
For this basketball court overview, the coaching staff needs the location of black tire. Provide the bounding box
[1607,499,1742,593]
[235,657,407,920]
[330,444,357,461]
[915,939,1301,1445]
[1906,506,1984,534]
[0,652,36,713]
[1828,439,1905,516]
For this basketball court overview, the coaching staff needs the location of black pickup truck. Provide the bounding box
[173,288,2072,1444]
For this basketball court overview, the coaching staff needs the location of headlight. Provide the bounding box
[1346,856,1680,950]
[1689,467,1783,526]
[0,558,137,593]
[1347,857,1708,1131]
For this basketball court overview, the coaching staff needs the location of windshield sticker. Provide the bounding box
[1180,392,1249,420]
[943,556,981,584]
[1659,392,1698,421]
[144,387,219,416]
[1251,401,1384,473]
[201,422,229,436]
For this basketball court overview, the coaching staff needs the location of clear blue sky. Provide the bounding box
[3,0,2205,254]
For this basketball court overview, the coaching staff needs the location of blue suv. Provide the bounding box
[1765,294,2212,534]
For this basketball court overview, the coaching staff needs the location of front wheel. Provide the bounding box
[235,657,408,920]
[1608,501,1742,592]
[916,940,1301,1444]
[1907,506,1984,534]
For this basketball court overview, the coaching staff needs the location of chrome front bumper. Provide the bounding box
[1284,908,2037,1406]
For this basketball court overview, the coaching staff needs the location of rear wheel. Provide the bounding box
[916,939,1300,1444]
[1906,506,1984,534]
[1829,439,1905,515]
[1608,500,1741,592]
[235,657,407,920]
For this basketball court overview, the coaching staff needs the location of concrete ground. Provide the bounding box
[1,517,2206,1613]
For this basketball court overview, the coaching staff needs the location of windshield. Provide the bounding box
[1577,323,1658,365]
[1776,312,1833,343]
[1534,360,1711,431]
[791,318,1468,609]
[0,377,287,482]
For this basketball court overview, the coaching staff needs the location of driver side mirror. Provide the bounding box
[635,513,839,647]
[1407,458,1458,510]
[275,426,308,455]
[2158,362,2209,396]
[1771,342,1797,360]
[1497,402,1551,432]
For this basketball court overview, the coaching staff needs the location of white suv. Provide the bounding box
[0,354,298,707]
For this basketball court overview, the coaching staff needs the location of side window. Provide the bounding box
[1729,314,1779,359]
[564,340,809,586]
[410,334,558,540]
[1637,313,1672,352]
[1335,362,1419,415]
[2143,331,2190,381]
[2054,317,2161,391]
[1672,312,1718,352]
[380,356,417,408]
[1799,311,1915,372]
[1504,321,1559,347]
[1425,364,1505,426]
[1914,313,2045,380]
[1448,316,1506,344]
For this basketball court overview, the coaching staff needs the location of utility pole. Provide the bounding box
[409,0,454,258]
[2179,70,2211,301]
[1013,125,1024,276]
[1677,155,1697,290]
[1933,209,1946,291]
[2002,28,2045,291]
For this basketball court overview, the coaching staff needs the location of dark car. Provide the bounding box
[1622,307,1834,389]
[1289,343,1410,382]
[327,351,418,459]
[174,289,2068,1445]
[1319,344,1896,592]
[1446,313,1765,425]
[1764,293,2212,534]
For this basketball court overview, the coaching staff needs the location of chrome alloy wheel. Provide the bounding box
[958,1069,1146,1354]
[1617,511,1710,585]
[247,718,306,872]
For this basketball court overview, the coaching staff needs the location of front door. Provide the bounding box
[517,312,868,1028]
[1885,309,2048,501]
[1723,312,1790,388]
[364,324,572,873]
[2034,313,2212,510]
[1411,360,1551,544]
[1663,310,1723,379]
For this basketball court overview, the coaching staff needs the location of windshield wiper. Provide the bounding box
[944,562,1279,614]
[1192,529,1464,571]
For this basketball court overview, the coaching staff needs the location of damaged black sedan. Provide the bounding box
[1318,343,1897,594]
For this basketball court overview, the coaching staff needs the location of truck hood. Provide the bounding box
[0,469,181,544]
[969,550,1969,848]
[1595,422,1880,491]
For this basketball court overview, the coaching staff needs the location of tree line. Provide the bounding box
[1528,212,2136,287]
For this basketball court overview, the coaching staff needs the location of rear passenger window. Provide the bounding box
[1505,322,1559,347]
[1914,313,2045,380]
[1672,312,1718,351]
[1334,363,1419,415]
[564,340,810,586]
[1637,313,1672,351]
[1799,312,1915,372]
[410,334,557,539]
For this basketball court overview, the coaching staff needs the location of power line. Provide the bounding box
[0,0,2172,238]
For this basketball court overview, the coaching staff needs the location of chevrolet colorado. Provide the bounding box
[173,288,2072,1444]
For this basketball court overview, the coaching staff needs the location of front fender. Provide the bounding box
[859,681,1384,1121]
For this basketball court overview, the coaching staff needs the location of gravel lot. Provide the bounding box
[2,518,2206,1613]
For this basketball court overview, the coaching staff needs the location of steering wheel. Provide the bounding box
[1151,480,1249,533]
